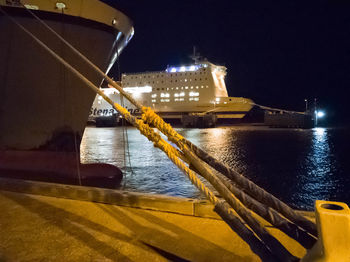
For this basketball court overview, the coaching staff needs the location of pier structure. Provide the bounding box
[0,178,310,261]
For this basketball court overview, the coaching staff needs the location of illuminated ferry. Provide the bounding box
[90,59,254,124]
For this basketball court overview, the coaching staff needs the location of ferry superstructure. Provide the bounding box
[90,60,253,123]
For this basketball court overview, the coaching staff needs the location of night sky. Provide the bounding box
[104,0,349,126]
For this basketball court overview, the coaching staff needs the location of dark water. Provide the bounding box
[81,126,350,210]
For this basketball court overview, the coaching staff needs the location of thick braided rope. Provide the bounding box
[141,106,317,237]
[141,107,184,144]
[114,103,218,204]
[156,140,218,205]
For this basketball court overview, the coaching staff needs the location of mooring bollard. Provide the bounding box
[301,200,350,262]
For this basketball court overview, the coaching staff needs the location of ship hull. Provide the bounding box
[89,90,254,126]
[0,6,130,150]
[0,1,133,186]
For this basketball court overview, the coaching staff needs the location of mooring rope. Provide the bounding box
[1,5,317,259]
[185,141,318,237]
[114,103,280,261]
[0,8,286,259]
[214,173,316,249]
[16,6,315,238]
[21,0,316,241]
[141,107,317,237]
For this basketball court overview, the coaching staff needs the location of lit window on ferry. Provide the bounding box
[152,99,156,103]
[151,94,157,98]
[175,98,184,102]
[189,92,199,97]
[160,93,170,98]
[160,99,170,102]
[189,97,199,102]
[185,86,189,89]
[180,92,185,97]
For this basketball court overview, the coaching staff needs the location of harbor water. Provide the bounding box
[81,126,350,210]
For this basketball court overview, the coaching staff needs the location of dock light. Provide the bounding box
[317,111,325,118]
[170,68,177,73]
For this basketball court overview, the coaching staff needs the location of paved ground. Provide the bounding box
[0,189,307,261]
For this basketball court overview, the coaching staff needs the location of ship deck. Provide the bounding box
[0,178,313,261]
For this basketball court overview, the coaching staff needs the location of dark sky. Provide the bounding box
[104,0,349,126]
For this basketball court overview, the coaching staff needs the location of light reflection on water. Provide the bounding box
[295,128,333,208]
[81,126,350,210]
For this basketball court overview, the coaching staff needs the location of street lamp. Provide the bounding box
[304,99,308,112]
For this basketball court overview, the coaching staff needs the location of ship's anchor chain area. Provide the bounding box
[2,4,350,261]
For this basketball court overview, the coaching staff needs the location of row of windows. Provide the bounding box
[154,85,208,91]
[151,97,200,103]
[152,92,199,98]
[125,71,207,80]
[123,78,208,86]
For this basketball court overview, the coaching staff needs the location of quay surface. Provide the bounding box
[0,178,312,261]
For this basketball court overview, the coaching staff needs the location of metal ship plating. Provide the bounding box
[90,58,254,126]
[0,0,134,187]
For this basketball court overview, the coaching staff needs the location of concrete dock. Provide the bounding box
[0,178,312,261]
